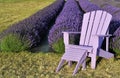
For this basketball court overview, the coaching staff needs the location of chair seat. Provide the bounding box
[65,44,93,53]
[62,49,87,62]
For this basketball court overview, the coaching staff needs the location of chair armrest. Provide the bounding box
[92,34,112,51]
[92,34,112,37]
[62,31,81,34]
[62,31,81,45]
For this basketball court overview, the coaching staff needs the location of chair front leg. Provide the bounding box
[56,59,65,72]
[91,55,96,69]
[91,49,97,69]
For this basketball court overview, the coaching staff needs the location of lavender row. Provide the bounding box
[0,0,65,48]
[78,0,120,33]
[101,4,120,21]
[109,21,120,54]
[78,0,101,12]
[100,3,120,53]
[102,4,120,14]
[78,0,120,54]
[48,0,84,49]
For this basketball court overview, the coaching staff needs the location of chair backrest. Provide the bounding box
[79,10,112,48]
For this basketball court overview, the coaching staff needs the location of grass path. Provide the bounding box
[31,36,50,52]
[0,0,55,32]
[0,52,120,78]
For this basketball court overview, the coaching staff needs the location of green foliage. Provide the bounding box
[52,35,79,54]
[52,38,65,53]
[0,34,29,52]
[0,0,49,3]
[114,39,120,55]
[110,37,120,55]
[113,49,120,55]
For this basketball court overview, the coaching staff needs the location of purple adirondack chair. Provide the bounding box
[56,10,114,75]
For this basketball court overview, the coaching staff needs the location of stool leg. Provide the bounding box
[73,61,81,76]
[82,52,87,70]
[56,59,65,72]
[68,61,72,67]
[82,60,86,70]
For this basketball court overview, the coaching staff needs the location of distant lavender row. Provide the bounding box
[78,0,119,34]
[78,0,120,54]
[102,4,120,14]
[110,24,120,53]
[0,0,65,48]
[101,4,120,21]
[78,0,120,33]
[100,3,120,53]
[48,0,84,49]
[78,0,120,21]
[78,0,101,12]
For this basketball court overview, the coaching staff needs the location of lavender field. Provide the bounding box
[0,0,120,78]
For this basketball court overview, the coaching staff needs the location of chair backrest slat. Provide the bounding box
[84,11,95,45]
[89,11,103,46]
[97,11,107,35]
[79,10,112,48]
[101,13,112,35]
[80,13,90,45]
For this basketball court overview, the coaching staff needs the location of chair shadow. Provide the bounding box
[85,57,103,68]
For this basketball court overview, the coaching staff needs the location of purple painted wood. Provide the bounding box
[79,10,113,69]
[56,10,114,75]
[56,49,87,75]
[98,49,114,59]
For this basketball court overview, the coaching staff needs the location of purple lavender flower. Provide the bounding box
[48,0,84,49]
[78,0,101,12]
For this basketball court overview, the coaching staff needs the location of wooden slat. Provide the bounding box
[85,11,95,45]
[80,12,90,45]
[91,10,103,35]
[98,49,114,59]
[62,49,87,61]
[96,11,107,47]
[89,10,103,46]
[101,13,112,35]
[65,44,93,52]
[99,12,112,47]
[97,11,107,35]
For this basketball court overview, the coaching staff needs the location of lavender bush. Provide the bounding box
[100,4,120,54]
[0,0,65,50]
[101,4,120,21]
[78,0,120,54]
[102,4,120,15]
[78,0,101,12]
[48,0,84,53]
[110,21,120,55]
[113,12,120,21]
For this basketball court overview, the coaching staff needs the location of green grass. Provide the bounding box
[0,0,55,32]
[0,52,120,78]
[0,0,120,78]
